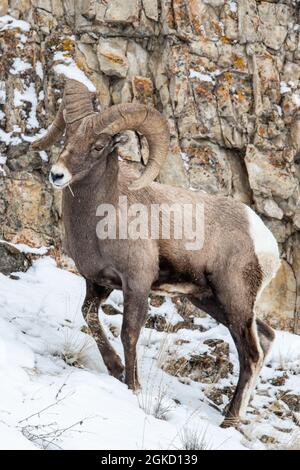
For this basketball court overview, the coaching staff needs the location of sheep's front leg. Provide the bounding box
[82,280,124,380]
[121,289,149,391]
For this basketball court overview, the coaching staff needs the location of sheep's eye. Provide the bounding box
[93,145,103,152]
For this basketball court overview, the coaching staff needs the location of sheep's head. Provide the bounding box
[31,79,170,190]
[47,118,125,187]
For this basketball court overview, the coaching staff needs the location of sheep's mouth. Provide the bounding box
[50,179,71,189]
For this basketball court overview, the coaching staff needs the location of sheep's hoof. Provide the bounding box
[111,369,124,382]
[126,379,141,393]
[220,416,240,429]
[132,385,141,395]
[109,363,125,382]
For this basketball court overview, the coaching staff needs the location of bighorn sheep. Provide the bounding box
[32,79,280,427]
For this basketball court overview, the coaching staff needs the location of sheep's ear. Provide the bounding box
[92,133,112,152]
[113,133,129,145]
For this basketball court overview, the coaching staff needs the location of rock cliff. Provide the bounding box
[0,0,300,331]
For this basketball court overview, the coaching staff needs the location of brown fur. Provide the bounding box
[32,81,278,427]
[242,261,263,300]
[56,142,275,426]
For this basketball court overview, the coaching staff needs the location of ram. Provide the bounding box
[32,79,280,427]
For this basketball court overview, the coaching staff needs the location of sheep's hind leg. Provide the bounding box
[221,303,275,427]
[256,318,275,359]
[190,286,265,427]
[82,280,124,380]
[221,317,264,428]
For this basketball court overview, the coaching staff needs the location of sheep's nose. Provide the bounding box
[50,171,64,183]
[50,163,72,187]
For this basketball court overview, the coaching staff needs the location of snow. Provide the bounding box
[53,51,70,62]
[280,80,297,95]
[0,126,22,146]
[54,64,96,93]
[181,152,190,171]
[0,255,299,450]
[10,58,31,75]
[53,51,96,92]
[0,423,37,450]
[0,240,48,255]
[189,69,221,85]
[0,128,11,145]
[0,15,30,32]
[18,33,28,44]
[0,82,6,104]
[35,61,44,80]
[14,83,39,129]
[39,151,48,162]
[149,297,183,326]
[189,70,214,82]
[269,330,300,365]
[280,81,291,94]
[292,93,300,107]
[22,128,47,143]
[228,1,237,13]
[38,90,44,101]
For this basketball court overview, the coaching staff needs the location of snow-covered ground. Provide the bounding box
[0,255,300,450]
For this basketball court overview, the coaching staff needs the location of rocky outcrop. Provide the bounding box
[0,242,30,275]
[162,339,234,384]
[1,1,300,331]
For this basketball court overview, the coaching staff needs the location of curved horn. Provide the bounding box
[92,103,170,190]
[63,79,95,124]
[31,99,65,151]
[31,79,95,150]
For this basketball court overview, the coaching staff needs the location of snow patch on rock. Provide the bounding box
[14,83,39,129]
[10,58,31,75]
[53,51,96,92]
[0,15,30,32]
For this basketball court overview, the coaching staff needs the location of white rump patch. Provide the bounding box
[245,205,280,292]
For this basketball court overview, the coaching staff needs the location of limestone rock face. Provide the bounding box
[104,0,140,25]
[0,0,8,16]
[245,145,297,200]
[97,38,128,78]
[1,1,300,331]
[257,260,297,332]
[2,171,59,246]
